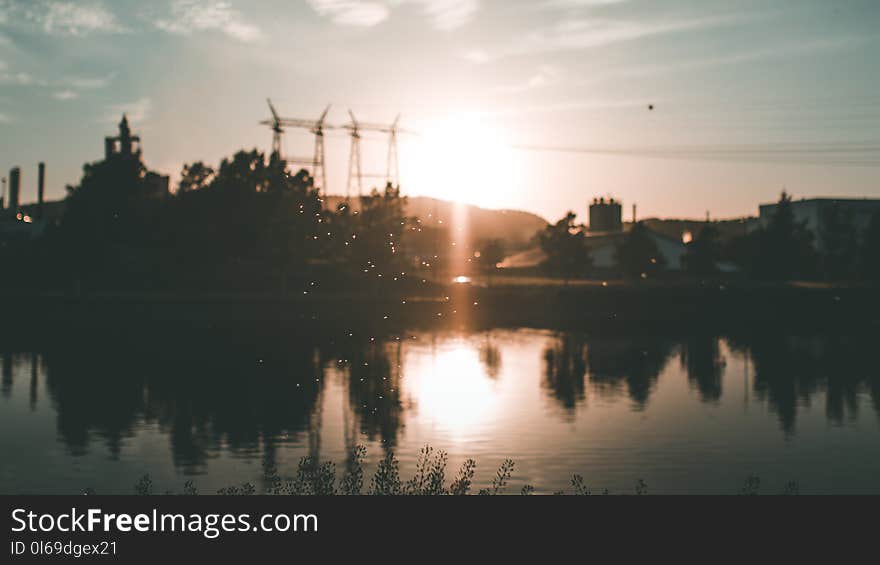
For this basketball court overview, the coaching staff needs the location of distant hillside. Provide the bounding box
[324,195,548,250]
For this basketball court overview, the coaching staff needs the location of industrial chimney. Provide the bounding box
[37,162,45,219]
[8,167,20,216]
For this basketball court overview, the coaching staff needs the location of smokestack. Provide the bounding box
[37,162,45,219]
[8,167,20,216]
[632,204,637,224]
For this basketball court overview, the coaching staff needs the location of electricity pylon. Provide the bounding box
[259,100,333,194]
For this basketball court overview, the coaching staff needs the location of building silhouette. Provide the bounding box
[758,197,880,253]
[105,114,169,199]
[589,197,623,233]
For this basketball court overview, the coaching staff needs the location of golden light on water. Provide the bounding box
[408,341,499,439]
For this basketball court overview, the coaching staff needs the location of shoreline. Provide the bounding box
[2,282,877,336]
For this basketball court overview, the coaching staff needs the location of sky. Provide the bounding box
[0,0,878,222]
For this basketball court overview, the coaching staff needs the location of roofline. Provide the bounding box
[760,197,880,207]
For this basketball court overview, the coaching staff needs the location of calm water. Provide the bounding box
[2,328,879,494]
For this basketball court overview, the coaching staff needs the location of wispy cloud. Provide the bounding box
[306,1,390,27]
[540,0,628,7]
[0,113,11,124]
[53,89,78,100]
[477,97,650,119]
[495,64,562,93]
[106,97,152,123]
[66,73,115,90]
[0,71,43,86]
[42,2,127,36]
[156,1,261,42]
[591,37,861,83]
[306,0,479,30]
[417,0,479,30]
[466,14,740,63]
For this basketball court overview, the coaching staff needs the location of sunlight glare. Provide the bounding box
[409,114,522,208]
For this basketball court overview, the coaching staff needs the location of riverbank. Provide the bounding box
[2,281,877,336]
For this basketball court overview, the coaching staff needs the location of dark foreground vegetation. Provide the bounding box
[121,447,798,496]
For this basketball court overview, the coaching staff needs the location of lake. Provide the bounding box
[2,327,879,494]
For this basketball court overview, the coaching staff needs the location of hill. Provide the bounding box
[323,195,548,250]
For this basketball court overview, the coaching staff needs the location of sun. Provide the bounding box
[406,114,522,208]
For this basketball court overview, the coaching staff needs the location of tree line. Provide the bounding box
[3,149,426,293]
[537,192,880,283]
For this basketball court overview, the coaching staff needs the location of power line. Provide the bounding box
[512,142,880,167]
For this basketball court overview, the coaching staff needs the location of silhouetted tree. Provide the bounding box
[344,183,414,284]
[539,212,591,284]
[617,222,665,279]
[177,162,214,193]
[751,192,817,280]
[478,239,506,287]
[683,225,720,276]
[212,149,268,194]
[169,151,323,290]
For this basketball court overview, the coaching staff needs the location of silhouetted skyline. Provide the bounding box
[1,1,879,220]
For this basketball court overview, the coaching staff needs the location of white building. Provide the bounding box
[758,198,880,253]
[586,228,688,272]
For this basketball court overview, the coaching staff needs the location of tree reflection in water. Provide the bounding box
[2,327,878,482]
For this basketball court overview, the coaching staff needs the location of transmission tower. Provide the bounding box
[344,110,363,199]
[263,99,284,157]
[386,115,401,187]
[343,112,414,198]
[259,99,333,194]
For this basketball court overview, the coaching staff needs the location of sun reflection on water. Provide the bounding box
[407,339,498,440]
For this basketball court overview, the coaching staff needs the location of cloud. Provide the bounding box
[306,0,479,30]
[42,2,127,36]
[417,0,478,30]
[106,97,152,124]
[156,1,261,42]
[66,73,115,89]
[53,89,78,100]
[466,15,738,62]
[592,37,861,83]
[306,0,390,27]
[0,71,42,85]
[0,113,10,123]
[495,64,562,93]
[540,0,627,7]
[460,48,490,64]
